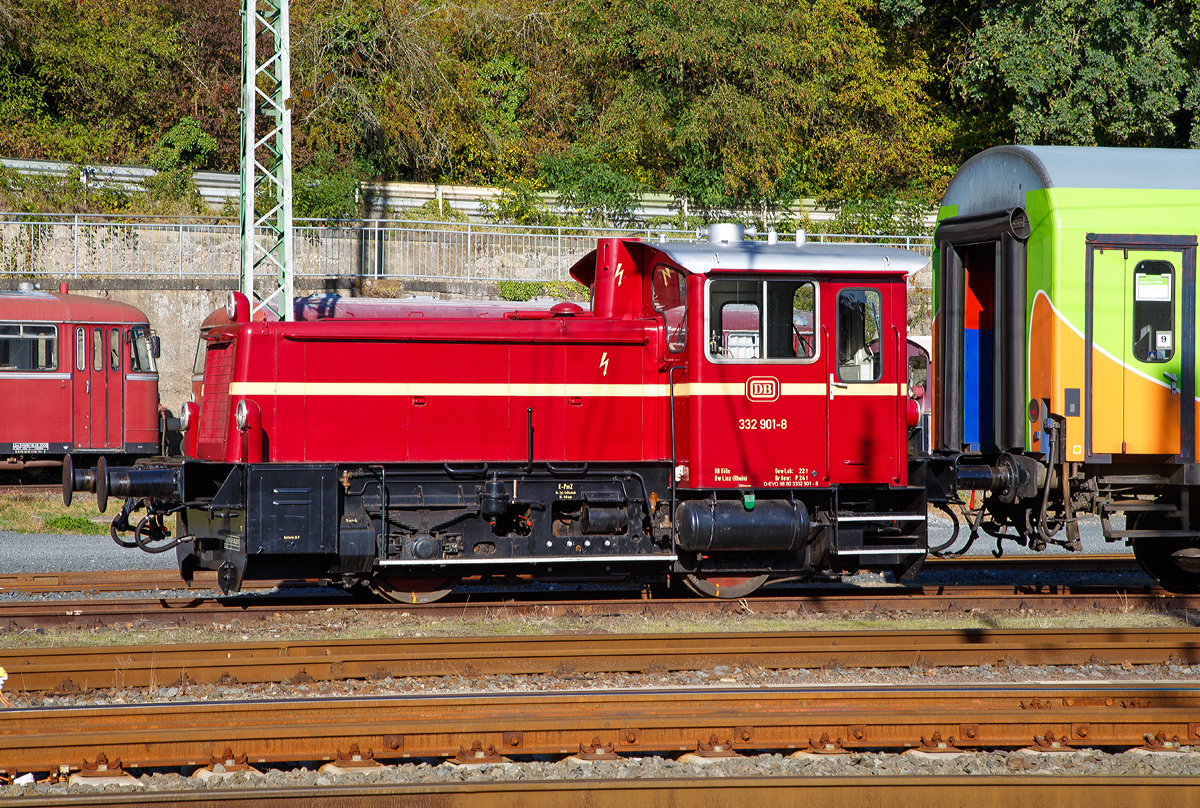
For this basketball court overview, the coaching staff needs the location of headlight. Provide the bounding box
[225,291,237,319]
[179,401,191,431]
[235,400,249,432]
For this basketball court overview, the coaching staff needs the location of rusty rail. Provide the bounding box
[0,582,1189,629]
[0,570,299,594]
[0,553,1144,596]
[0,777,1196,808]
[2,628,1198,694]
[0,684,1198,773]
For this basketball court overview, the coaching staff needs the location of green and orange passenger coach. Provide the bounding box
[934,145,1200,589]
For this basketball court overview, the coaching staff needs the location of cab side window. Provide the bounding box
[651,263,688,353]
[837,288,883,382]
[766,281,817,359]
[708,279,762,359]
[707,278,819,363]
[1132,259,1174,363]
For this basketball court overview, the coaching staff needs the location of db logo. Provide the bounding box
[746,376,779,402]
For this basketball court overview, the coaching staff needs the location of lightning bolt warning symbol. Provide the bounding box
[614,262,624,286]
[599,351,610,376]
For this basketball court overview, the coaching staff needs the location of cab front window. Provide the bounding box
[651,263,688,353]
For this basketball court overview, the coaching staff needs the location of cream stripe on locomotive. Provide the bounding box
[228,381,904,397]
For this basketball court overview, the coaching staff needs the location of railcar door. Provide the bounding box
[826,284,902,484]
[686,275,826,490]
[71,326,91,448]
[1089,240,1196,458]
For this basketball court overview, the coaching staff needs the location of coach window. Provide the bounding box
[92,328,102,372]
[0,323,58,371]
[837,288,883,382]
[109,328,120,371]
[652,263,688,352]
[707,278,818,363]
[75,327,85,371]
[1132,260,1175,363]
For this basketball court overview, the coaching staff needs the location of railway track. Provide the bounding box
[0,553,1145,595]
[2,683,1199,773]
[0,778,1188,808]
[3,628,1197,694]
[0,485,57,497]
[0,581,1187,629]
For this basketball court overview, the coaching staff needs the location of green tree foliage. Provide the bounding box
[144,117,218,205]
[562,0,948,209]
[539,143,644,224]
[294,148,362,220]
[1,0,1198,219]
[954,0,1192,146]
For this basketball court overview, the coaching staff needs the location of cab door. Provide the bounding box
[826,284,901,484]
[686,275,827,490]
[1089,240,1196,458]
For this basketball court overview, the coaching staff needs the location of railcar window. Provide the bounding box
[837,288,883,382]
[0,323,58,371]
[109,328,120,371]
[707,278,818,363]
[192,337,207,376]
[651,263,688,352]
[1131,260,1175,363]
[92,328,102,372]
[129,326,157,372]
[75,327,85,371]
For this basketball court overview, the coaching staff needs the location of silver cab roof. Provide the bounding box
[654,239,929,277]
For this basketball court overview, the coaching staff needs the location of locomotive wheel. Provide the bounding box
[682,573,769,599]
[371,575,460,604]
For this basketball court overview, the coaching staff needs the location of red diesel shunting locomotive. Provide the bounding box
[68,224,929,601]
[2,284,160,475]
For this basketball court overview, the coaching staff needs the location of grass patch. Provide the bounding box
[0,491,108,534]
[42,514,108,535]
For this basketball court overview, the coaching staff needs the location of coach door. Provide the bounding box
[826,284,901,484]
[688,275,826,489]
[1088,237,1197,459]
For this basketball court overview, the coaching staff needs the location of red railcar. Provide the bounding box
[1,285,160,473]
[71,225,929,600]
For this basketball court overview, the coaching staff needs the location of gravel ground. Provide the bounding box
[0,530,178,573]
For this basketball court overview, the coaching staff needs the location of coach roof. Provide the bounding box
[0,291,148,324]
[942,145,1200,217]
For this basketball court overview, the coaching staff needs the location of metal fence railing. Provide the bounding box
[0,214,933,284]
